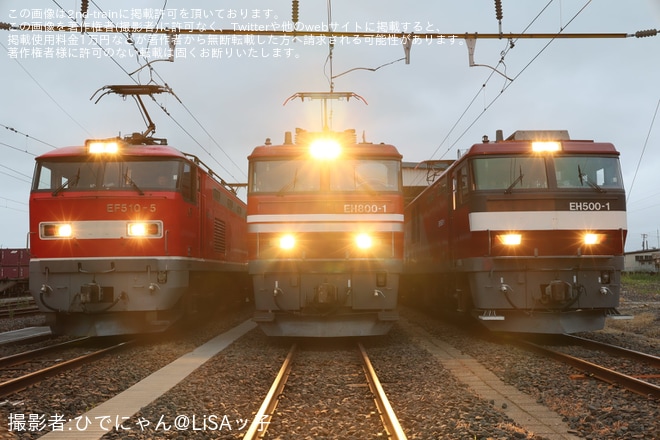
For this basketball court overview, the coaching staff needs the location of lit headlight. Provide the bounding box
[40,223,73,238]
[497,233,521,245]
[86,138,121,154]
[309,139,341,159]
[583,233,603,245]
[127,222,161,237]
[531,141,561,152]
[279,234,296,250]
[355,233,373,249]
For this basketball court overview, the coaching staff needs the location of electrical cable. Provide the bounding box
[53,0,246,182]
[0,40,92,138]
[439,1,592,158]
[627,97,660,202]
[0,125,57,151]
[427,0,562,161]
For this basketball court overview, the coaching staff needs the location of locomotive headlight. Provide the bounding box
[355,233,373,249]
[279,234,296,250]
[41,223,73,238]
[309,139,341,159]
[531,141,561,152]
[86,138,121,154]
[127,221,161,238]
[497,233,522,245]
[583,233,603,245]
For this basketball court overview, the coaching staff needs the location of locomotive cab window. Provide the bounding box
[249,159,401,193]
[554,156,623,189]
[473,156,548,191]
[179,162,197,203]
[453,165,471,206]
[331,159,400,192]
[33,158,187,194]
[250,160,321,193]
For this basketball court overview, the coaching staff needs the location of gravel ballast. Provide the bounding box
[0,289,658,439]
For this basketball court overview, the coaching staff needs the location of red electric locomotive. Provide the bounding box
[29,135,248,336]
[247,126,404,337]
[403,130,629,333]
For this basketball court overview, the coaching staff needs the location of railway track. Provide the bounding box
[0,337,133,397]
[243,341,407,440]
[0,297,39,319]
[513,334,660,399]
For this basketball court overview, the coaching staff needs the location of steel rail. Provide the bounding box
[0,305,40,319]
[563,334,660,368]
[0,340,133,397]
[516,339,660,400]
[242,343,297,440]
[358,342,408,440]
[0,337,90,368]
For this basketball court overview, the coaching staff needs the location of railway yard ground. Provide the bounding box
[0,275,658,440]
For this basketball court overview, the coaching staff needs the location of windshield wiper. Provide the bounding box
[124,173,144,195]
[577,165,605,193]
[52,169,80,196]
[277,169,298,196]
[504,166,524,194]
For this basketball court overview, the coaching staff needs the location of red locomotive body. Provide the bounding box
[248,129,403,336]
[29,138,248,336]
[403,130,628,333]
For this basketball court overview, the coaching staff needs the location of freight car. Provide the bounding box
[0,248,30,296]
[402,130,629,333]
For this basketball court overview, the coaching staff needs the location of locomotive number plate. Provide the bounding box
[107,203,157,213]
[569,201,611,211]
[343,203,387,213]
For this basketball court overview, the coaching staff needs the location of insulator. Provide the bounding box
[81,0,89,16]
[494,0,503,21]
[292,0,299,24]
[635,29,658,38]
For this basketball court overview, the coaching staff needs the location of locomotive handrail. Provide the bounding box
[183,152,247,195]
[77,262,116,274]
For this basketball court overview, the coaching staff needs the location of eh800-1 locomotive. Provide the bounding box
[248,127,404,337]
[402,130,629,333]
[29,135,248,336]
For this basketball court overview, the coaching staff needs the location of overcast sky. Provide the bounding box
[1,1,659,252]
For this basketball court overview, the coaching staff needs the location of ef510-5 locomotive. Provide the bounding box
[29,135,248,336]
[402,130,628,333]
[248,127,404,337]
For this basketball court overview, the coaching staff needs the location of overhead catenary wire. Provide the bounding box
[0,40,92,139]
[426,0,556,164]
[50,0,246,182]
[87,0,246,181]
[627,97,660,203]
[0,124,57,151]
[404,1,557,188]
[430,0,593,163]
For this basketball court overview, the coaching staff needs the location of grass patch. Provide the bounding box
[622,273,660,293]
